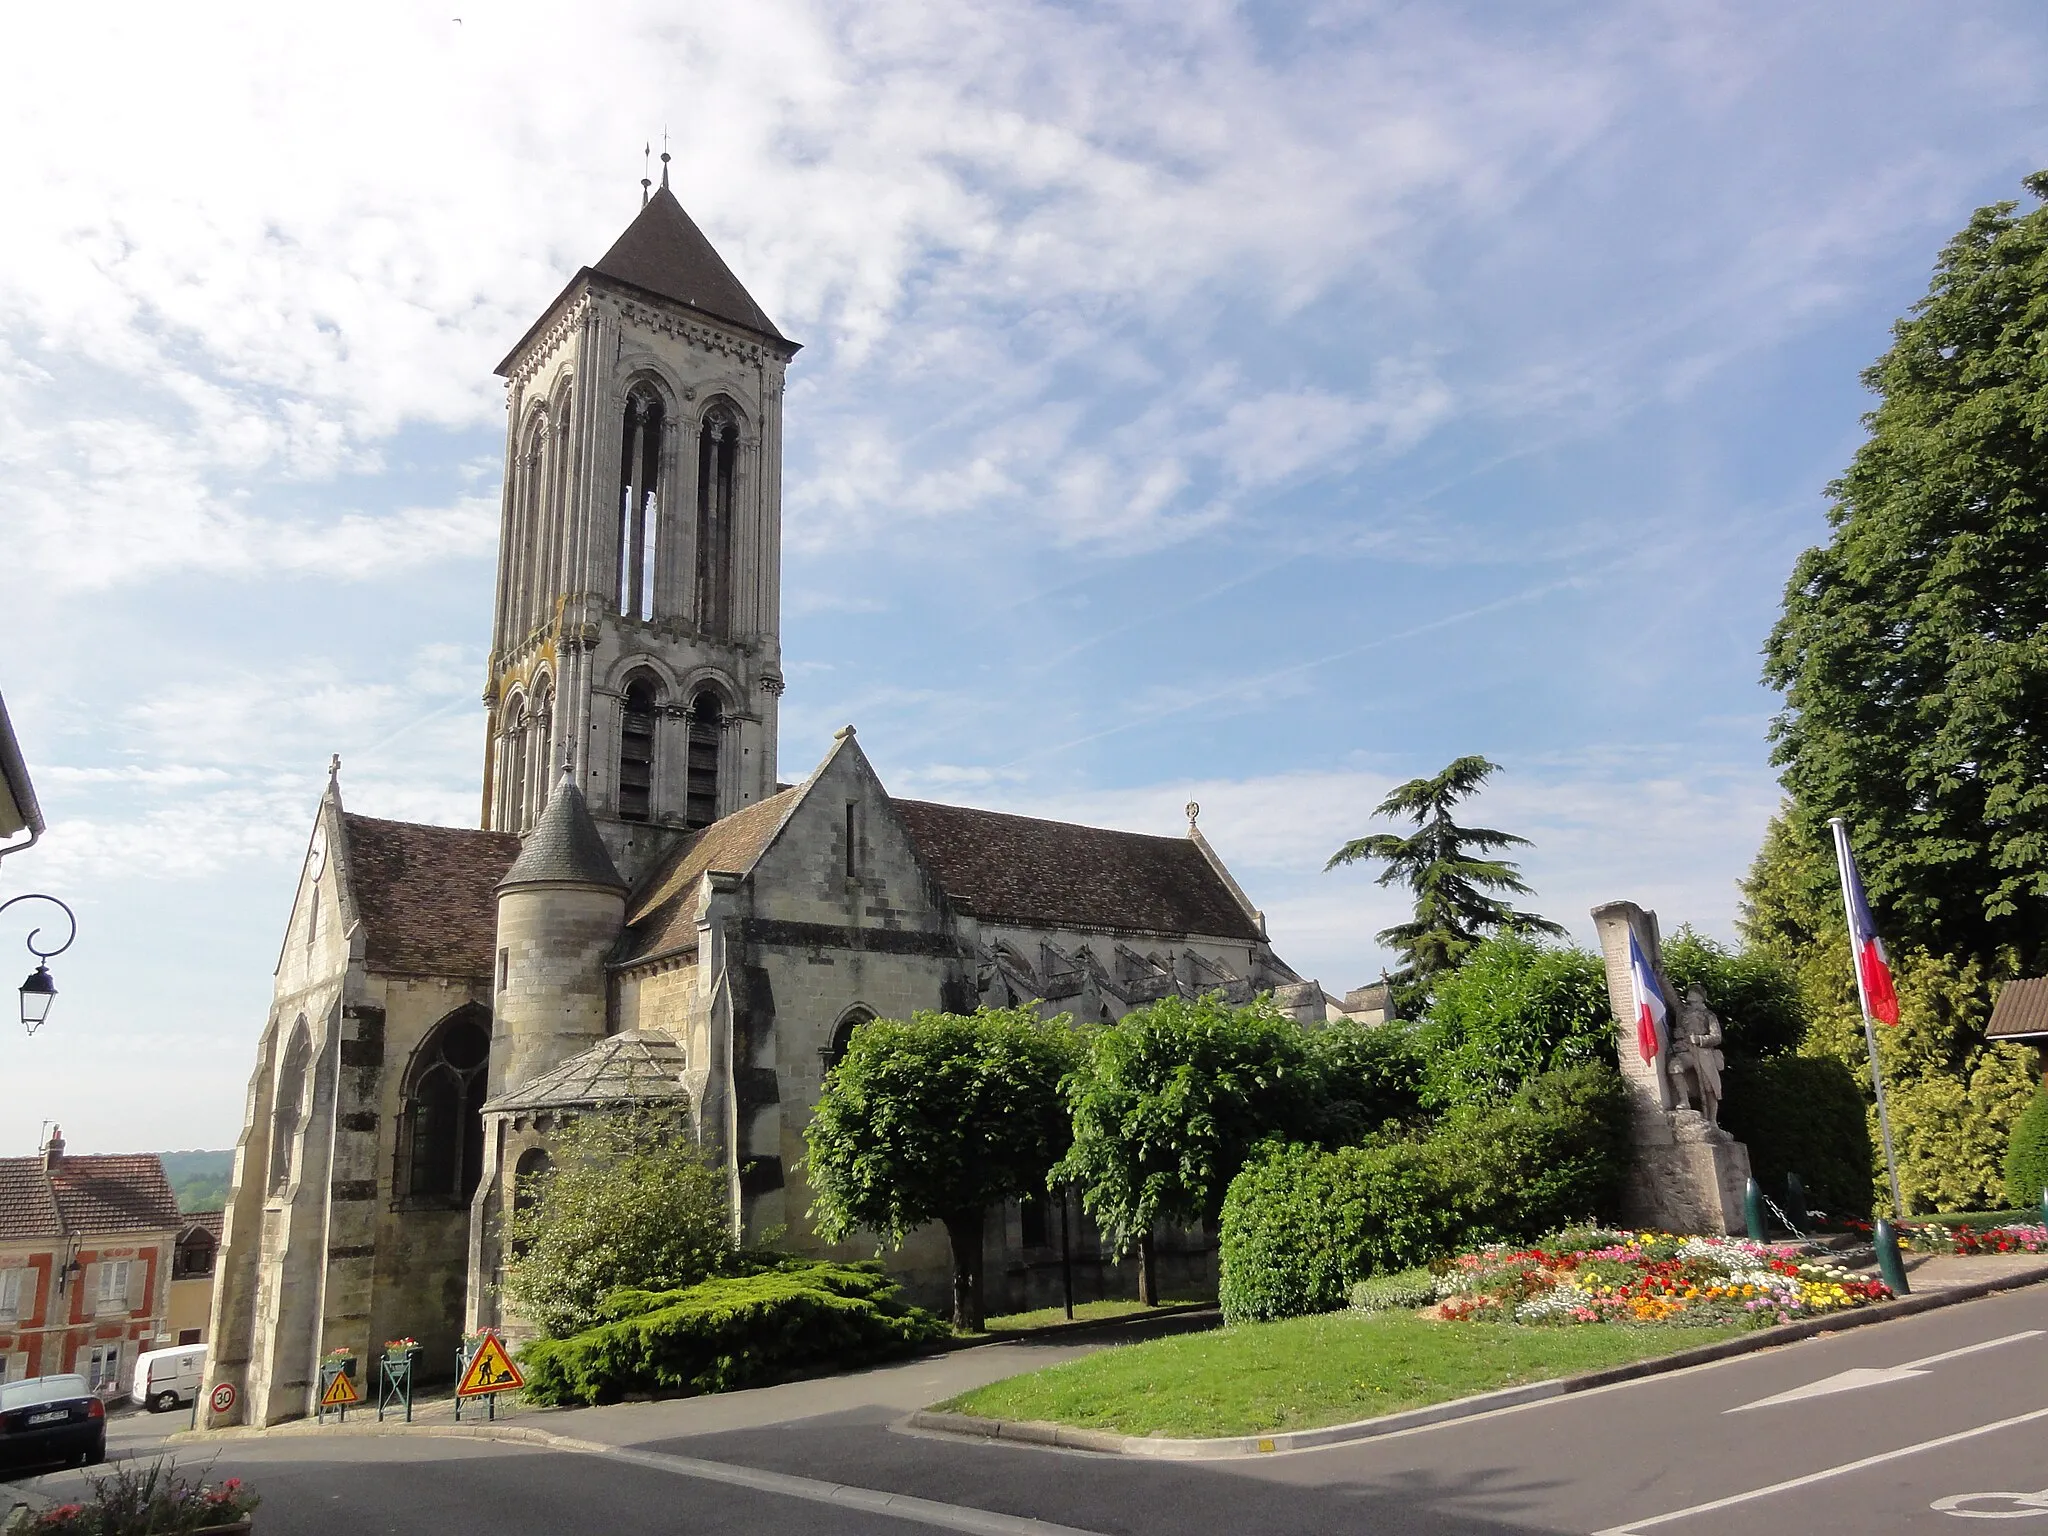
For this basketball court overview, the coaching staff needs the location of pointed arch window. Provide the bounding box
[618,389,665,623]
[822,1006,876,1072]
[530,682,554,820]
[685,689,723,829]
[502,694,530,833]
[398,1007,491,1206]
[511,1147,551,1258]
[618,672,660,823]
[695,406,738,637]
[268,1020,313,1196]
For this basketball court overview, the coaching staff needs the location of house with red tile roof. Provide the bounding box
[0,1129,182,1392]
[208,186,1339,1428]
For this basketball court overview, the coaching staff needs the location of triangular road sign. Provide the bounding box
[320,1370,361,1407]
[457,1331,525,1397]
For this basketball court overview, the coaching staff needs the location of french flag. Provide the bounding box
[1628,928,1669,1063]
[1835,828,1901,1026]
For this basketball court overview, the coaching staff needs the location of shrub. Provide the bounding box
[1720,1055,1873,1221]
[1307,1019,1427,1142]
[1217,1063,1631,1324]
[503,1109,734,1340]
[1416,936,1613,1110]
[518,1259,947,1406]
[1347,1268,1435,1313]
[2005,1087,2048,1212]
[1661,929,1805,1059]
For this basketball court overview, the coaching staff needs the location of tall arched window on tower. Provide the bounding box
[398,1007,490,1206]
[501,694,529,833]
[618,672,660,823]
[617,388,665,623]
[530,681,554,816]
[685,689,723,829]
[695,405,738,637]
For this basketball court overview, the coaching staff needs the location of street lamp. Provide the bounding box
[1,893,75,1036]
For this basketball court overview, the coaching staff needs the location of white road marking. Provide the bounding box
[1930,1487,2048,1519]
[1726,1329,2043,1412]
[1592,1401,2048,1535]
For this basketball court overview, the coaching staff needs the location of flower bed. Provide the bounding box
[1902,1222,2048,1256]
[28,1458,258,1534]
[1431,1229,1890,1327]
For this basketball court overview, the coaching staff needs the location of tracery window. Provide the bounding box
[399,1007,491,1206]
[501,694,530,833]
[695,406,737,637]
[618,672,660,823]
[530,682,554,815]
[685,689,723,829]
[617,389,665,622]
[268,1020,312,1196]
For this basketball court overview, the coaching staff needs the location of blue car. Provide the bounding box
[0,1375,106,1472]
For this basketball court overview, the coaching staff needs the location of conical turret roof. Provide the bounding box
[498,771,627,892]
[592,186,784,342]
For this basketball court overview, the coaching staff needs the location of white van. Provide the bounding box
[130,1344,206,1413]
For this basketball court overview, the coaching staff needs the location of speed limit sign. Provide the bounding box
[209,1382,237,1415]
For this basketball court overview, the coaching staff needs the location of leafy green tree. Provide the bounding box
[1052,993,1323,1302]
[803,1007,1077,1330]
[503,1109,735,1340]
[1660,927,1805,1060]
[1326,755,1563,998]
[1762,171,2048,979]
[1305,1018,1427,1144]
[1414,934,1612,1110]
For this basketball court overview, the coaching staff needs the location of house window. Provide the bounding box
[695,406,737,636]
[618,673,660,823]
[83,1342,121,1392]
[95,1260,131,1315]
[0,1269,28,1321]
[685,690,722,829]
[399,1008,491,1206]
[178,1329,202,1347]
[173,1233,215,1280]
[618,389,665,622]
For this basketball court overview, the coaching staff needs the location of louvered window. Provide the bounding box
[618,674,660,823]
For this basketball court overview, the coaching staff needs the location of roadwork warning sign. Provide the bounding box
[456,1331,524,1397]
[320,1370,361,1408]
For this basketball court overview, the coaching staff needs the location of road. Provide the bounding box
[10,1285,2048,1533]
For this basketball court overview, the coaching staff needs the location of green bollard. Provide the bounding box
[1786,1173,1809,1231]
[2039,1187,2046,1232]
[1744,1178,1767,1242]
[1874,1217,1911,1296]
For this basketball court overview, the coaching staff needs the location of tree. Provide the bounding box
[803,1007,1077,1331]
[1326,755,1564,996]
[1414,934,1612,1110]
[1762,171,2048,979]
[1052,993,1323,1303]
[503,1108,735,1340]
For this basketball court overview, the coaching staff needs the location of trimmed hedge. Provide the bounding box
[1720,1055,1874,1222]
[519,1259,947,1406]
[2005,1087,2048,1212]
[1218,1062,1629,1324]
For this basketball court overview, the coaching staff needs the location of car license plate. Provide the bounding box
[26,1409,69,1425]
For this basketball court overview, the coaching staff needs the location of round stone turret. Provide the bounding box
[492,767,629,1098]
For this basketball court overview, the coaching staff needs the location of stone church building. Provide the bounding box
[205,180,1344,1426]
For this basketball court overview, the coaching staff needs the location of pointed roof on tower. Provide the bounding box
[497,186,796,376]
[498,770,627,892]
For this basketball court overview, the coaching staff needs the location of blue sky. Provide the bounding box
[2,0,2044,1152]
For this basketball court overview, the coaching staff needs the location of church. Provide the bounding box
[203,174,1358,1426]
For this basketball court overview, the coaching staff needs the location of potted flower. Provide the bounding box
[383,1336,421,1363]
[24,1457,259,1534]
[318,1345,357,1389]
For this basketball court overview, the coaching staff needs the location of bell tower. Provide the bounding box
[484,172,798,884]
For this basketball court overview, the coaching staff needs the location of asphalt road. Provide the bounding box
[10,1285,2048,1534]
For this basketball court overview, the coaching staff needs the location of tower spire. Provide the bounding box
[641,142,652,207]
[660,128,671,191]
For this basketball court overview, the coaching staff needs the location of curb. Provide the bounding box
[905,1261,2048,1460]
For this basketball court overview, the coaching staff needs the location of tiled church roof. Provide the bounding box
[342,815,521,978]
[0,1154,181,1241]
[483,1030,691,1114]
[499,775,626,891]
[619,788,802,964]
[591,187,787,343]
[895,801,1261,941]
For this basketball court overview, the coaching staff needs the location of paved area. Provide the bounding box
[8,1267,2048,1533]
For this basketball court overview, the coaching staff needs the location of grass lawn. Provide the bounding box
[943,1309,1745,1439]
[978,1298,1208,1334]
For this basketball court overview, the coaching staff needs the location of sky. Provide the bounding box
[1,1,2044,1154]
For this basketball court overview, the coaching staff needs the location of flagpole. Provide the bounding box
[1830,816,1906,1220]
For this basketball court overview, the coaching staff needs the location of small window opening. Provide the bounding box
[845,803,858,877]
[496,947,509,993]
[695,408,736,636]
[618,391,664,622]
[685,690,722,829]
[618,674,659,823]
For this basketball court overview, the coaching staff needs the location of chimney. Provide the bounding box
[43,1125,63,1171]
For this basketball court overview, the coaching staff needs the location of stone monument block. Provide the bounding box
[1590,900,1751,1236]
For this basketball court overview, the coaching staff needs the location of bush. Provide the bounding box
[1661,929,1805,1059]
[2006,1088,2048,1211]
[504,1109,734,1339]
[518,1259,947,1406]
[1720,1055,1873,1221]
[1217,1063,1631,1324]
[1347,1268,1435,1313]
[1417,937,1613,1110]
[1307,1019,1427,1142]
